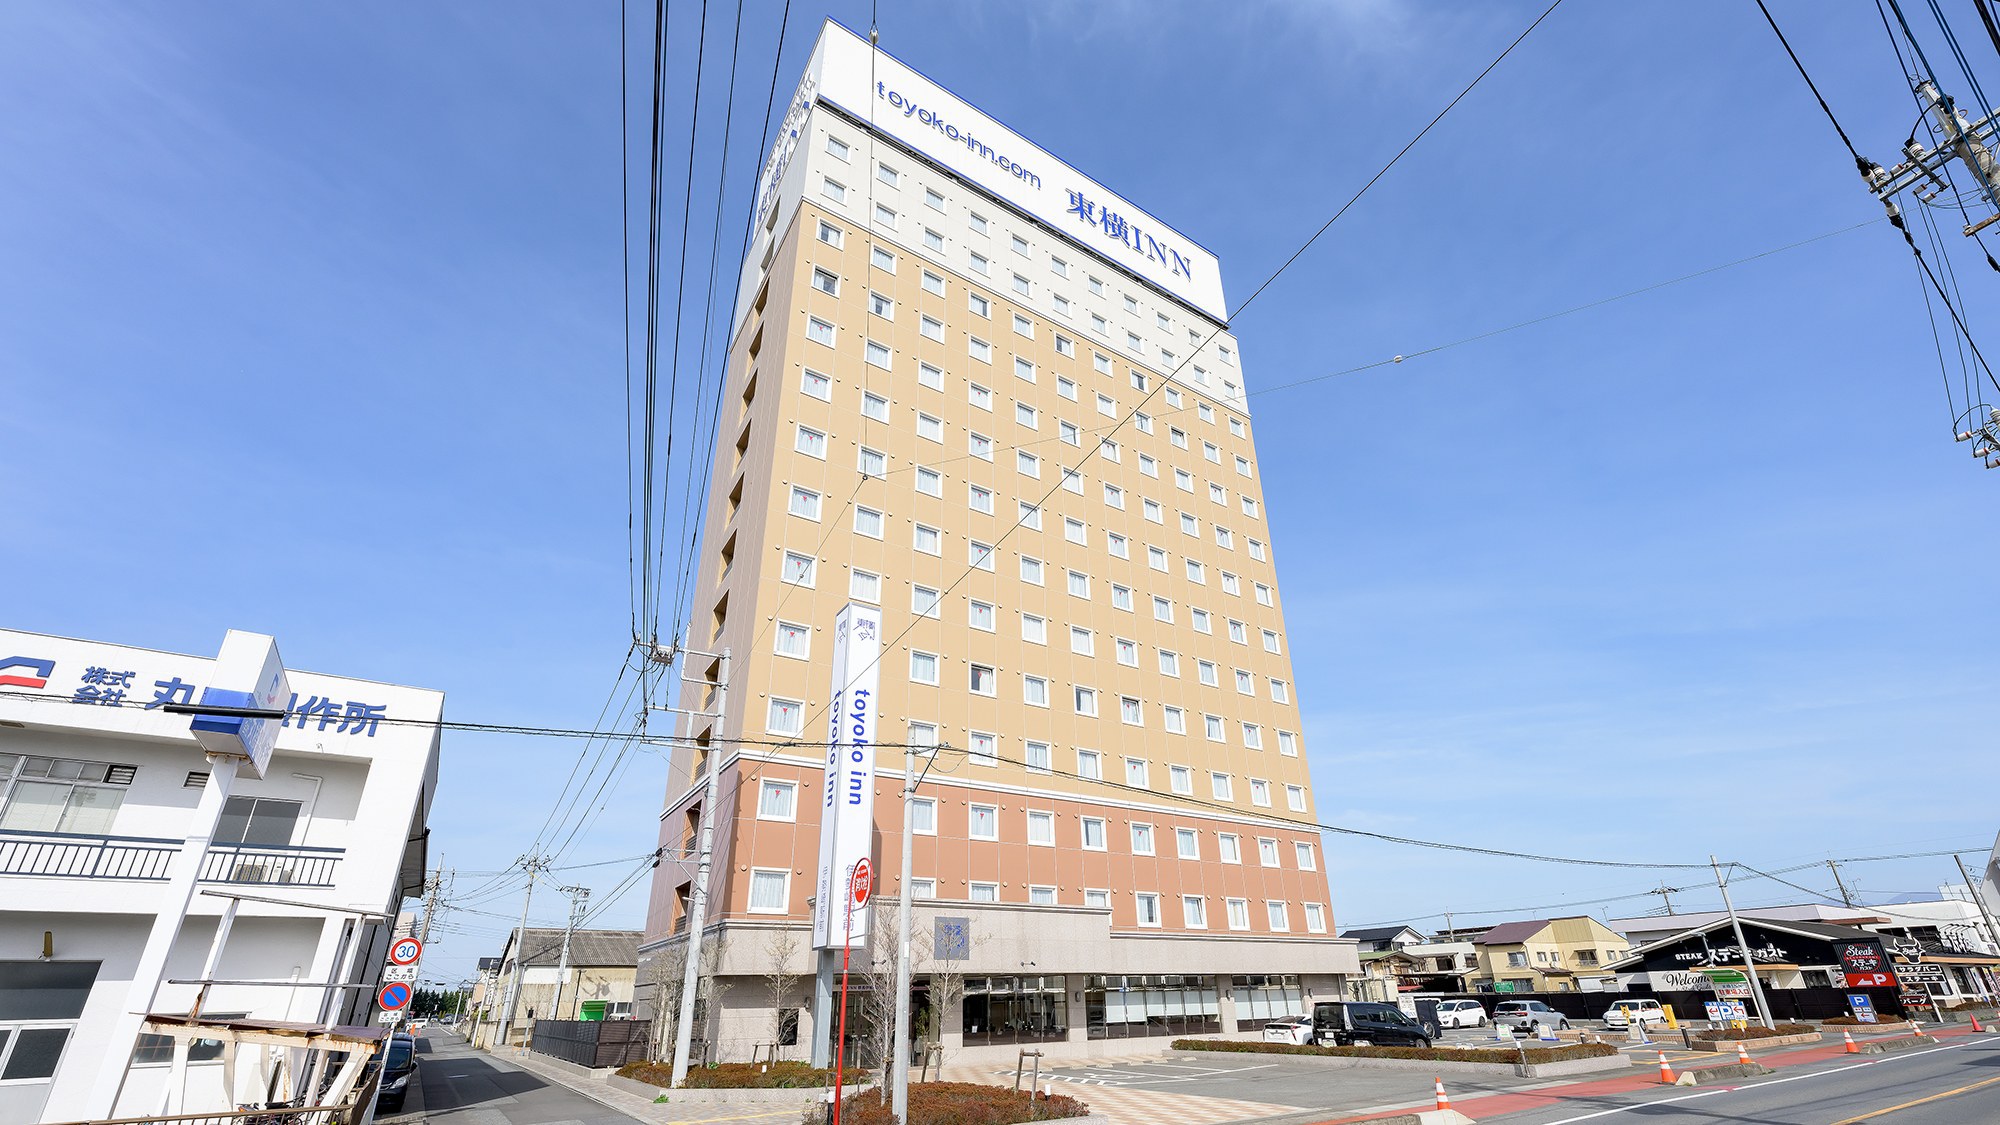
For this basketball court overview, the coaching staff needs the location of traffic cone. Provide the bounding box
[1843,1030,1859,1054]
[1912,1017,1928,1039]
[1972,1015,1984,1033]
[1735,1040,1753,1065]
[1656,1052,1676,1084]
[1433,1077,1452,1113]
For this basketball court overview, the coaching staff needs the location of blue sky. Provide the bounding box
[5,1,1996,985]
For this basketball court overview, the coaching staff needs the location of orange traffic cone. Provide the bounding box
[1656,1051,1676,1084]
[1434,1077,1452,1113]
[1912,1018,1928,1039]
[1973,1015,1985,1033]
[1735,1041,1753,1065]
[1843,1030,1859,1054]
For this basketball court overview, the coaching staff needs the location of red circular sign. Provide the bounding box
[388,938,423,966]
[850,858,873,908]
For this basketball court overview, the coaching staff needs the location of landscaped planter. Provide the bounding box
[1829,1020,1915,1035]
[606,1072,876,1106]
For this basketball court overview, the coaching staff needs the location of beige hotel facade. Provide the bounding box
[636,21,1360,1067]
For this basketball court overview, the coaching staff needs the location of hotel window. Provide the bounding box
[919,361,945,390]
[801,368,831,401]
[849,569,880,602]
[915,465,942,496]
[1204,714,1225,742]
[1277,730,1299,757]
[1103,483,1125,509]
[1139,453,1158,478]
[806,316,836,346]
[1169,765,1193,795]
[1258,837,1281,867]
[920,315,944,342]
[1198,661,1218,686]
[911,584,940,618]
[852,506,883,538]
[1096,393,1116,417]
[868,289,895,319]
[1169,426,1188,449]
[1250,776,1271,804]
[1212,772,1234,801]
[1092,351,1112,375]
[968,291,990,317]
[1162,706,1185,734]
[1228,620,1248,646]
[909,650,939,685]
[1164,385,1183,407]
[825,134,849,160]
[873,203,897,229]
[1249,539,1267,561]
[1063,467,1086,493]
[871,245,897,272]
[774,621,810,658]
[861,391,890,422]
[1263,630,1282,653]
[1214,526,1233,548]
[1218,834,1242,863]
[810,267,840,296]
[1064,518,1087,545]
[1209,483,1226,506]
[1126,331,1141,349]
[1023,675,1049,707]
[910,796,937,835]
[1143,499,1164,523]
[1091,312,1108,335]
[1024,740,1051,772]
[1157,649,1180,676]
[1130,823,1155,855]
[1081,816,1107,850]
[1098,441,1120,464]
[969,664,996,696]
[864,340,892,369]
[1120,696,1142,725]
[1186,559,1206,584]
[1180,512,1199,537]
[1295,842,1317,870]
[969,336,993,362]
[1198,402,1215,423]
[1020,556,1043,585]
[749,869,789,912]
[1008,233,1029,257]
[922,268,945,295]
[1174,469,1194,493]
[1147,546,1168,571]
[969,432,993,460]
[1017,502,1041,529]
[1017,450,1040,478]
[1227,898,1251,930]
[969,250,989,275]
[969,212,989,234]
[968,730,997,765]
[766,698,804,735]
[1015,355,1037,381]
[1077,749,1103,779]
[913,524,940,555]
[969,804,999,841]
[1267,901,1291,931]
[1085,889,1111,909]
[911,878,937,899]
[1055,332,1075,356]
[970,882,1000,902]
[1152,596,1174,622]
[1058,376,1078,402]
[788,486,821,520]
[1028,810,1056,846]
[1013,273,1031,297]
[1111,584,1133,611]
[917,413,943,443]
[1106,532,1129,558]
[1183,895,1208,928]
[1255,582,1274,606]
[1050,255,1069,277]
[1013,313,1033,338]
[925,186,945,210]
[1069,626,1094,656]
[1021,613,1048,645]
[780,552,815,586]
[923,227,945,252]
[1304,903,1328,934]
[1221,572,1241,596]
[1052,293,1071,316]
[1073,686,1097,716]
[969,485,994,516]
[1236,456,1254,478]
[1016,402,1038,429]
[1029,885,1058,905]
[1067,571,1090,599]
[1192,609,1211,633]
[1270,679,1290,704]
[817,219,844,246]
[822,177,847,203]
[756,779,796,821]
[858,446,886,477]
[1115,637,1138,667]
[1135,892,1162,926]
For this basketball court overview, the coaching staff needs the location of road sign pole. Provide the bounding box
[1711,857,1775,1029]
[831,860,872,1125]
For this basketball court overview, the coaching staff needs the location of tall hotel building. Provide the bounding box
[638,21,1359,1065]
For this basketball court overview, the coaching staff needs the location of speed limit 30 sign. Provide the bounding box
[389,937,424,966]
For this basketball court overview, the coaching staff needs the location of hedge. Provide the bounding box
[1692,1023,1816,1041]
[814,1082,1089,1125]
[1170,1038,1618,1064]
[617,1061,835,1089]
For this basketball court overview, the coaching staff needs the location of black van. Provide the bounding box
[1310,1001,1434,1048]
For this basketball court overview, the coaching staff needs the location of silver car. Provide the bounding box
[1491,999,1570,1035]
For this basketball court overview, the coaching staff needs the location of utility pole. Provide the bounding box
[1711,857,1776,1030]
[418,862,444,944]
[1649,885,1679,915]
[496,854,549,1049]
[551,884,590,1021]
[1953,854,2000,952]
[1827,860,1856,909]
[889,741,925,1123]
[665,647,731,1088]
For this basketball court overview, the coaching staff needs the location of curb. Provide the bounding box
[1667,1060,1773,1086]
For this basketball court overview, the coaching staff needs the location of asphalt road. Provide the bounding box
[402,1026,638,1125]
[1471,1033,2000,1124]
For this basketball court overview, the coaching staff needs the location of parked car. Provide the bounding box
[376,1032,419,1113]
[1262,1014,1314,1044]
[1311,1001,1434,1048]
[1602,998,1667,1028]
[1491,1000,1571,1036]
[1435,999,1488,1028]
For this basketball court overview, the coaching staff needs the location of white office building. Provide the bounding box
[0,628,441,1124]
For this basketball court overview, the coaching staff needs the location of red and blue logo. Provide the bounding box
[0,657,55,690]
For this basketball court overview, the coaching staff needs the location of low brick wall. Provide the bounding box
[1689,1031,1821,1052]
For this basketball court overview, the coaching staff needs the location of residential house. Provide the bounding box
[1472,917,1629,992]
[475,928,642,1048]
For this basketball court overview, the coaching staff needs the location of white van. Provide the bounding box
[1602,998,1666,1027]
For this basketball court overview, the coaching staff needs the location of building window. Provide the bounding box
[874,203,897,229]
[1250,778,1271,806]
[968,292,991,318]
[1266,902,1291,932]
[1115,638,1139,667]
[909,797,937,835]
[1021,612,1047,643]
[1183,896,1208,929]
[910,879,937,900]
[922,267,945,293]
[925,186,945,211]
[1124,757,1148,788]
[788,486,821,520]
[913,524,940,555]
[1257,837,1281,867]
[919,362,945,390]
[1027,810,1055,846]
[1130,824,1155,855]
[817,219,844,246]
[1218,834,1241,864]
[1175,828,1200,860]
[1211,773,1234,801]
[1023,675,1049,707]
[757,780,797,821]
[1204,714,1225,742]
[745,868,789,913]
[853,506,883,538]
[865,340,892,369]
[1069,626,1094,655]
[1242,725,1264,751]
[1198,661,1219,687]
[970,882,999,902]
[1295,842,1317,870]
[1067,571,1091,599]
[970,664,996,696]
[1080,817,1107,850]
[969,804,999,841]
[1135,892,1162,926]
[811,267,840,295]
[1162,706,1186,734]
[1021,555,1044,585]
[1169,765,1193,795]
[822,177,847,203]
[858,446,886,477]
[766,698,803,735]
[1073,686,1097,716]
[1304,903,1328,934]
[780,552,815,586]
[801,368,831,400]
[1024,740,1051,772]
[1029,885,1058,906]
[1286,784,1306,812]
[909,650,939,685]
[915,465,942,496]
[794,425,827,458]
[968,599,995,631]
[1277,730,1299,757]
[0,757,132,834]
[1112,584,1133,611]
[1077,749,1102,780]
[917,413,944,443]
[849,569,881,603]
[1227,899,1251,931]
[774,621,810,658]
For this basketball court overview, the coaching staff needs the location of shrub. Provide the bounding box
[811,1081,1089,1125]
[1170,1038,1617,1064]
[618,1060,836,1089]
[1693,1023,1816,1041]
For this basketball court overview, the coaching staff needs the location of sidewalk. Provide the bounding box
[480,1044,816,1125]
[937,1054,1306,1125]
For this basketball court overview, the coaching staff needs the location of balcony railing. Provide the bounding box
[0,830,343,887]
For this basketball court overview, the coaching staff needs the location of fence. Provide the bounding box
[529,1019,654,1069]
[0,830,343,887]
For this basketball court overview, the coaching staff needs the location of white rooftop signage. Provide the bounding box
[799,21,1227,322]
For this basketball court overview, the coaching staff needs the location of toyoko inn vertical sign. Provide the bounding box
[812,604,881,949]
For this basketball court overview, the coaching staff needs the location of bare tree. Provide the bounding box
[646,940,689,1061]
[762,928,805,1060]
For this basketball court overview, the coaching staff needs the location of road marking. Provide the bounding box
[1827,1073,2000,1123]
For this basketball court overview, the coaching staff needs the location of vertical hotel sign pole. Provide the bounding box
[88,631,290,1118]
[810,605,880,1069]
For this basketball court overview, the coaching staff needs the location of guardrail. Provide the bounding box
[0,830,343,887]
